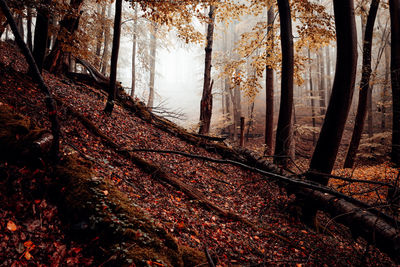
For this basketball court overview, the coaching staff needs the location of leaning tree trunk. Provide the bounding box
[147,22,157,110]
[390,0,400,165]
[199,5,216,134]
[0,0,60,159]
[104,0,122,114]
[307,0,357,184]
[265,5,274,155]
[274,0,294,167]
[32,2,49,73]
[44,0,84,74]
[343,0,380,169]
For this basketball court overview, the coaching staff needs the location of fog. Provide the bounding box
[117,26,206,128]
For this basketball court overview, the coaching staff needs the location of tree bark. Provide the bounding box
[265,6,274,155]
[131,3,138,97]
[308,0,357,183]
[147,22,157,110]
[343,0,380,169]
[101,5,111,75]
[317,50,326,115]
[104,0,122,114]
[274,0,294,167]
[199,5,216,134]
[382,43,390,131]
[95,3,105,69]
[32,3,49,73]
[390,0,400,165]
[308,49,316,145]
[26,6,32,51]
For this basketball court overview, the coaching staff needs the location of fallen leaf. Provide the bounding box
[7,221,17,231]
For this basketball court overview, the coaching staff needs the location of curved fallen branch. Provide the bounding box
[53,96,292,245]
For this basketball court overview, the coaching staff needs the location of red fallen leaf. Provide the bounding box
[34,199,41,204]
[7,221,17,231]
[177,221,185,229]
[71,247,82,254]
[24,251,33,260]
[24,240,34,248]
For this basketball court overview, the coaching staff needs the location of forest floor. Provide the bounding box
[0,40,398,266]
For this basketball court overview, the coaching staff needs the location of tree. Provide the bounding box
[344,0,380,169]
[308,0,358,184]
[45,0,84,73]
[104,0,122,114]
[264,5,274,155]
[131,3,138,97]
[199,5,216,134]
[32,1,49,73]
[147,21,157,110]
[390,0,400,165]
[273,0,294,167]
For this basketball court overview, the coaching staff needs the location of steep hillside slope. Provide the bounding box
[0,41,395,266]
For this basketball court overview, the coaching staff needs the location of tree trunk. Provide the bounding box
[390,0,400,165]
[101,5,111,75]
[308,0,357,183]
[343,0,380,169]
[147,22,157,110]
[274,0,294,167]
[45,0,84,74]
[32,4,49,73]
[131,3,138,97]
[104,0,122,114]
[308,49,316,145]
[26,6,32,51]
[265,6,274,155]
[199,5,216,134]
[95,4,105,69]
[325,46,332,98]
[382,43,390,131]
[318,50,326,115]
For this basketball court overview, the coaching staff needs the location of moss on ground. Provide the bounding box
[0,102,205,266]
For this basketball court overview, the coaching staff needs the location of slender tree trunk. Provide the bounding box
[274,0,294,167]
[318,50,326,115]
[32,4,49,73]
[265,6,274,155]
[45,0,84,74]
[308,0,358,183]
[308,49,316,145]
[101,5,111,75]
[325,46,332,99]
[389,0,400,165]
[27,7,32,51]
[131,3,137,97]
[95,4,105,68]
[104,0,122,114]
[343,0,380,169]
[199,5,216,134]
[382,44,390,131]
[147,22,157,110]
[15,13,23,37]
